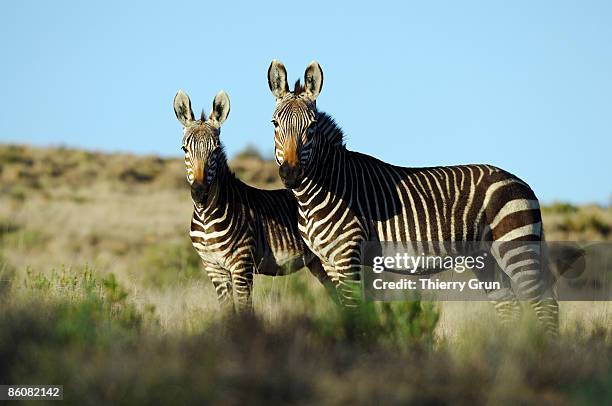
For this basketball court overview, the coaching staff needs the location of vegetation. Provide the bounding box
[0,143,610,404]
[137,238,205,288]
[545,204,612,240]
[0,267,610,405]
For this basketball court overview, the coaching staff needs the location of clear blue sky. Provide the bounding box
[1,1,610,204]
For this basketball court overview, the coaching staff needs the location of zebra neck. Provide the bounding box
[193,157,237,217]
[296,146,340,200]
[315,111,345,150]
[295,112,345,196]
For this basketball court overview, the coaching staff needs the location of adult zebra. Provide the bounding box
[173,89,334,312]
[267,60,558,335]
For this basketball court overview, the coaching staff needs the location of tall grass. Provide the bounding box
[0,266,610,404]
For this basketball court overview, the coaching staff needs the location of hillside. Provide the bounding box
[0,143,610,404]
[1,142,609,309]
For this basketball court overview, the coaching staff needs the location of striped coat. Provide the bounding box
[174,89,334,312]
[267,60,558,335]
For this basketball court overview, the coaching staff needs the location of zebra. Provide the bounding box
[266,60,559,335]
[173,89,334,313]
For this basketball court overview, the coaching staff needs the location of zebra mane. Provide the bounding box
[316,111,346,148]
[293,79,305,95]
[215,143,237,182]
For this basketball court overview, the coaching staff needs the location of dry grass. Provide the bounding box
[0,143,611,404]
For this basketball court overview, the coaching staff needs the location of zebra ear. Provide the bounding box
[304,61,323,100]
[210,90,230,126]
[174,90,195,127]
[268,60,289,100]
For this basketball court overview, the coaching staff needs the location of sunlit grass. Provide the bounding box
[0,144,610,403]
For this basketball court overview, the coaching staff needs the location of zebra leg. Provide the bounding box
[473,260,522,325]
[527,294,559,338]
[231,262,254,313]
[305,258,340,304]
[323,257,363,308]
[494,242,559,337]
[206,265,235,314]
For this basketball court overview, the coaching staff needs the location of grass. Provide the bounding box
[136,237,205,288]
[0,143,610,404]
[0,267,610,405]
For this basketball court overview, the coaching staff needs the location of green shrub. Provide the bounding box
[317,299,440,349]
[0,267,153,391]
[274,276,440,348]
[20,267,146,329]
[10,267,156,345]
[1,267,153,387]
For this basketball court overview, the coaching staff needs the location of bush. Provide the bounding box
[542,201,579,214]
[233,145,265,161]
[279,279,440,349]
[558,212,611,238]
[0,145,33,165]
[317,300,440,349]
[0,266,157,387]
[18,267,148,334]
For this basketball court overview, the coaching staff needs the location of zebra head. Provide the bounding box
[268,60,323,189]
[173,89,230,203]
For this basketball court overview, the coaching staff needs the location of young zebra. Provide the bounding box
[267,60,559,335]
[173,89,334,312]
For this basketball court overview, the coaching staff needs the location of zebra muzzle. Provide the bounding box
[279,162,302,189]
[191,181,209,203]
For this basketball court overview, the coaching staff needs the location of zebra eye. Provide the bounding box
[181,146,187,153]
[271,120,279,128]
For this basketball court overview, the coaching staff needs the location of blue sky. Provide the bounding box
[0,1,610,204]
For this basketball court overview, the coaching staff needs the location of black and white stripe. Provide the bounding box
[174,90,333,312]
[267,61,558,335]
